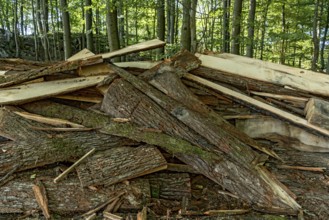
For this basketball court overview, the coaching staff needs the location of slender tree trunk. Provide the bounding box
[95,7,100,53]
[32,0,39,60]
[60,0,72,59]
[190,0,198,53]
[320,1,329,70]
[175,0,179,44]
[20,0,24,35]
[260,0,271,60]
[106,0,120,62]
[85,0,93,52]
[181,0,191,50]
[13,0,20,57]
[231,0,243,54]
[311,0,320,71]
[125,4,129,46]
[280,4,286,64]
[156,0,165,57]
[246,0,256,57]
[222,0,230,52]
[41,0,50,61]
[55,0,62,60]
[327,51,329,73]
[118,0,125,48]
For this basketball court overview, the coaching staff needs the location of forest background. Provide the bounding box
[0,0,328,72]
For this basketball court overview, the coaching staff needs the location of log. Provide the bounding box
[0,168,148,215]
[22,101,300,213]
[196,53,329,97]
[0,75,106,105]
[236,117,329,152]
[0,56,103,88]
[76,145,167,187]
[0,107,135,176]
[147,67,278,159]
[185,73,329,137]
[305,98,329,130]
[67,48,95,61]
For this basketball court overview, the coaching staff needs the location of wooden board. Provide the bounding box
[236,117,329,152]
[0,75,106,105]
[101,39,165,59]
[185,73,329,137]
[114,61,160,69]
[196,53,329,97]
[216,53,329,83]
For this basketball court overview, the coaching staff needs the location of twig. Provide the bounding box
[54,148,96,183]
[276,165,326,172]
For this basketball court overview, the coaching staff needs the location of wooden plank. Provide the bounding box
[114,61,160,69]
[236,117,329,152]
[101,39,165,59]
[196,53,329,97]
[216,53,329,83]
[0,75,106,105]
[185,73,329,137]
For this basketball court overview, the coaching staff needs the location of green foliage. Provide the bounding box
[0,0,328,69]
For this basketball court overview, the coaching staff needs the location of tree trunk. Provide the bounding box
[156,0,165,58]
[20,0,24,35]
[312,0,320,71]
[166,0,175,44]
[320,1,329,70]
[13,0,20,58]
[222,0,230,52]
[280,3,286,64]
[246,0,256,58]
[260,0,271,60]
[106,0,120,62]
[327,50,329,73]
[231,0,243,54]
[190,0,198,53]
[85,0,93,52]
[117,0,125,61]
[181,0,191,50]
[32,0,39,60]
[60,0,72,59]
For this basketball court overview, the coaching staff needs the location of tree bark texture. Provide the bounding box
[231,0,243,54]
[22,100,299,212]
[181,0,191,51]
[156,0,165,56]
[246,0,256,58]
[0,107,135,176]
[60,0,72,59]
[76,145,167,187]
[85,0,93,52]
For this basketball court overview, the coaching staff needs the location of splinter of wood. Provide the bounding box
[53,148,96,183]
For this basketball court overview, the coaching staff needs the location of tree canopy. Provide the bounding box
[0,0,328,71]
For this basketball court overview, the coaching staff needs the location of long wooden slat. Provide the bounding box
[101,39,165,59]
[216,53,329,83]
[196,53,329,97]
[0,75,106,105]
[185,73,329,137]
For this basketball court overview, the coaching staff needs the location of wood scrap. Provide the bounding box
[76,145,167,187]
[236,117,329,152]
[196,53,329,97]
[0,75,106,105]
[185,73,329,137]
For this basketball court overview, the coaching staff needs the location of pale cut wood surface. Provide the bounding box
[216,53,329,83]
[236,117,329,152]
[185,73,329,137]
[67,48,95,61]
[100,39,166,59]
[114,61,160,69]
[196,53,329,97]
[0,75,106,105]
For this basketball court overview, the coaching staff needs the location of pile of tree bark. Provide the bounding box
[1,39,329,220]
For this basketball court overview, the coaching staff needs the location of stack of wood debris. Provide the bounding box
[1,39,329,220]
